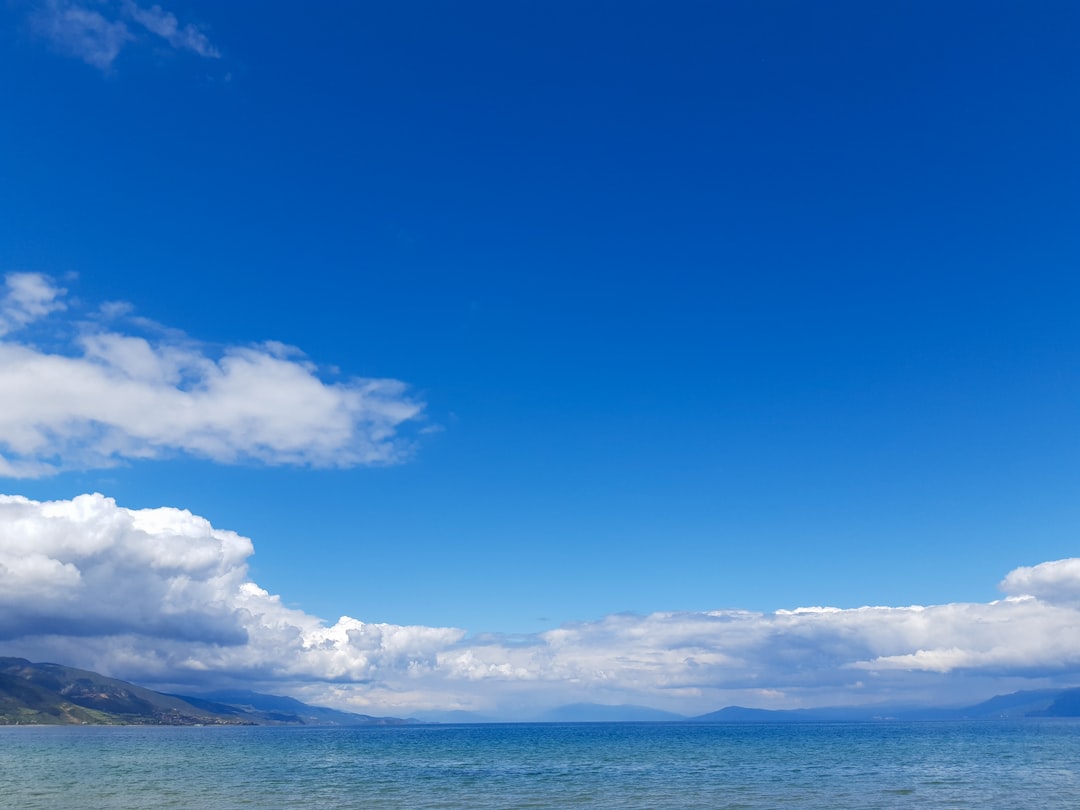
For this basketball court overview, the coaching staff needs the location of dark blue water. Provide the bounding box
[1,721,1078,808]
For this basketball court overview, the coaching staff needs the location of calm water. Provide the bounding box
[1,721,1078,809]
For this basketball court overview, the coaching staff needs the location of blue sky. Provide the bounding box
[0,1,1077,717]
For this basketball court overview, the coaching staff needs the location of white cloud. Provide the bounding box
[0,273,424,477]
[0,492,464,687]
[1000,558,1080,606]
[28,0,218,70]
[30,1,133,71]
[0,273,66,337]
[1,492,1079,717]
[122,1,219,58]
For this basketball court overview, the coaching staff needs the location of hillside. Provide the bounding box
[189,689,413,726]
[0,658,409,726]
[0,657,246,725]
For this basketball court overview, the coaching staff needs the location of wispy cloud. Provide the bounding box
[29,1,132,72]
[121,0,219,59]
[28,0,219,71]
[0,273,424,477]
[1,492,1078,717]
[0,272,66,337]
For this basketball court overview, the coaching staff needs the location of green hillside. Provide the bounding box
[0,658,249,725]
[0,657,412,726]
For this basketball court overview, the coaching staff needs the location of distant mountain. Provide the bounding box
[690,706,897,723]
[955,689,1065,719]
[0,658,410,726]
[690,688,1080,724]
[1034,688,1080,717]
[534,703,687,723]
[187,689,414,726]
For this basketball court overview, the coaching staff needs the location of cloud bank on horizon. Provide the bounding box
[0,273,424,477]
[1,491,1078,717]
[27,0,219,71]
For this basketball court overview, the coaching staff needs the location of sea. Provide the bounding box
[1,720,1078,809]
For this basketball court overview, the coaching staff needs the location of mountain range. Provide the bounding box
[418,689,1080,724]
[3,656,1080,725]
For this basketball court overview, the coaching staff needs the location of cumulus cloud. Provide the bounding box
[2,492,1079,717]
[0,493,251,643]
[28,0,218,70]
[0,493,464,685]
[1000,558,1080,606]
[0,273,424,477]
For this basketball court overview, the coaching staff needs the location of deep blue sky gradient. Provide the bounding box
[1,1,1077,632]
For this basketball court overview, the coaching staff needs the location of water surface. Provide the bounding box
[2,720,1078,809]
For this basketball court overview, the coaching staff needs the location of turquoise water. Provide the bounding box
[1,721,1078,809]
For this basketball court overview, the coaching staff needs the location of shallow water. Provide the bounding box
[1,720,1078,809]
